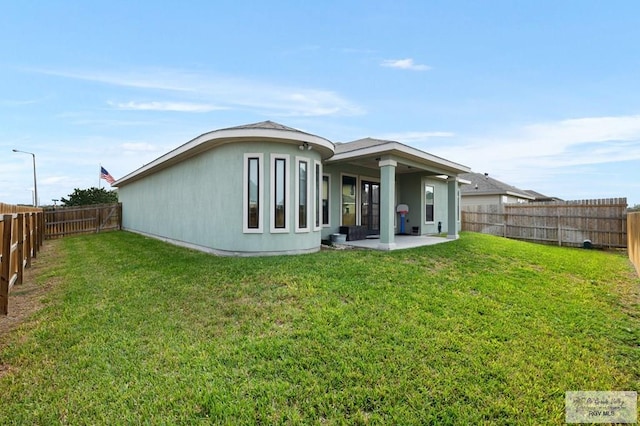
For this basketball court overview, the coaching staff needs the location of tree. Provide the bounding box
[61,187,118,206]
[629,204,640,212]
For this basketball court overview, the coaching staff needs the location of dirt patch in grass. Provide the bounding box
[0,241,62,347]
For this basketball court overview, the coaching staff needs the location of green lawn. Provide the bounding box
[0,232,638,424]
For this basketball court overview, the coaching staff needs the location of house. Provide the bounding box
[114,121,471,256]
[459,172,535,207]
[522,189,562,203]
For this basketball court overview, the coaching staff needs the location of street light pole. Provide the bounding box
[12,149,38,207]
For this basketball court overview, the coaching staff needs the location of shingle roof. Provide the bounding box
[334,137,392,154]
[220,120,319,137]
[459,172,534,199]
[523,189,561,201]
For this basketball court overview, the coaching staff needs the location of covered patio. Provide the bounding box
[325,138,471,250]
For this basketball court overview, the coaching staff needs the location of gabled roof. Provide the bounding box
[329,137,470,176]
[459,172,534,199]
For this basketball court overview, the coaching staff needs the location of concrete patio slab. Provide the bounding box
[340,234,454,251]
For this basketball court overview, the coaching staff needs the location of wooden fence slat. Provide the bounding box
[462,198,628,248]
[1,214,14,315]
[629,212,640,277]
[0,204,44,315]
[44,203,122,239]
[16,213,24,285]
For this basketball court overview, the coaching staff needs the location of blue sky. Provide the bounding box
[2,1,639,206]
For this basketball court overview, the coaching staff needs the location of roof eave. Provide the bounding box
[326,142,470,175]
[114,127,335,186]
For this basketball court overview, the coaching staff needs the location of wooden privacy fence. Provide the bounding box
[462,198,628,248]
[628,212,640,277]
[45,203,122,239]
[0,207,44,315]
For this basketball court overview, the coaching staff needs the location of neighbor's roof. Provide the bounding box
[114,121,334,187]
[459,172,535,199]
[523,189,562,202]
[328,137,470,176]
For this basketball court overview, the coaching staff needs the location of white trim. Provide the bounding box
[340,173,359,226]
[115,126,335,186]
[424,181,435,224]
[313,160,322,231]
[243,153,264,233]
[327,141,470,175]
[270,154,290,233]
[295,156,311,233]
[378,159,397,168]
[322,173,331,227]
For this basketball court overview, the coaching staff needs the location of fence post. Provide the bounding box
[1,214,13,315]
[557,208,562,246]
[25,213,32,268]
[16,213,24,285]
[38,211,44,251]
[503,205,507,238]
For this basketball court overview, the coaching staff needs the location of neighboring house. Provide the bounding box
[522,189,562,202]
[459,172,535,207]
[114,121,470,256]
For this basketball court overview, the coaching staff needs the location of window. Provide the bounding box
[342,175,357,225]
[425,184,434,223]
[314,162,322,230]
[243,153,263,233]
[296,157,309,232]
[322,174,330,226]
[271,154,290,232]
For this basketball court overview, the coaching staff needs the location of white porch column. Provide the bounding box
[378,158,397,250]
[447,177,459,239]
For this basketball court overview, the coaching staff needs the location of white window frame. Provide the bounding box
[295,156,311,233]
[340,173,359,226]
[322,173,331,227]
[313,160,322,231]
[424,183,435,224]
[270,154,290,233]
[243,153,264,233]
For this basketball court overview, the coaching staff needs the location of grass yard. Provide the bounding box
[0,231,638,424]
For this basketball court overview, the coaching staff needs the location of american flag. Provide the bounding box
[100,166,116,185]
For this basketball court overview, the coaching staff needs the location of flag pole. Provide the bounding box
[99,164,102,189]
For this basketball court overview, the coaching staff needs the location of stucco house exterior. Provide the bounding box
[114,121,470,256]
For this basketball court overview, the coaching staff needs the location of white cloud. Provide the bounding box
[381,58,431,71]
[121,142,157,152]
[109,101,227,112]
[379,131,455,143]
[32,68,196,92]
[31,67,364,117]
[426,114,640,196]
[41,176,70,185]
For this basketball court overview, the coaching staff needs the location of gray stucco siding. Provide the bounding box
[120,141,323,255]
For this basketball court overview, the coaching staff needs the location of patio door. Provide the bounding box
[361,181,380,234]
